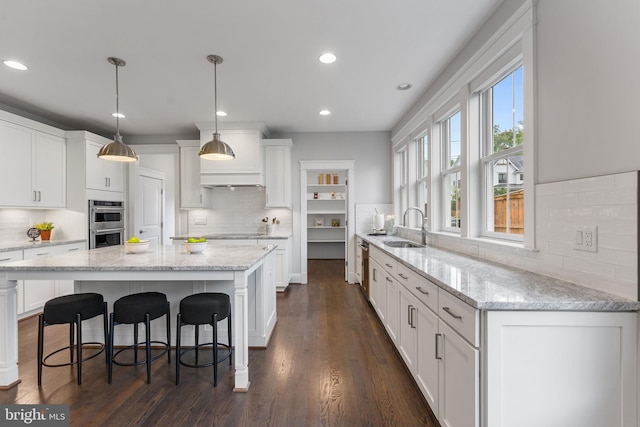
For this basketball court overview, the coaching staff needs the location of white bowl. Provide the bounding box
[124,240,150,254]
[185,241,207,254]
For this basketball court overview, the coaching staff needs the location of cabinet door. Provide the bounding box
[0,121,34,206]
[85,140,107,190]
[385,275,399,344]
[265,145,291,208]
[104,158,124,192]
[438,320,479,427]
[34,132,65,207]
[180,145,203,208]
[416,303,440,418]
[398,286,418,371]
[369,259,383,316]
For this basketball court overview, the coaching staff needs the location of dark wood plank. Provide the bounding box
[1,260,439,427]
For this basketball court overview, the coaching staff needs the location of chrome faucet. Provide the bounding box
[402,207,427,245]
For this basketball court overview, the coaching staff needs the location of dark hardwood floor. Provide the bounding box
[1,259,438,426]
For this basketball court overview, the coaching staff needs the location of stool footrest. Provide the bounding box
[178,343,232,368]
[42,343,106,368]
[112,341,170,367]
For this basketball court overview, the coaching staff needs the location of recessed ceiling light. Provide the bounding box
[319,109,331,116]
[216,111,227,117]
[319,53,336,64]
[397,83,413,91]
[3,60,28,71]
[112,112,125,118]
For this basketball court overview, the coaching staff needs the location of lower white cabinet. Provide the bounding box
[369,243,637,427]
[19,242,85,316]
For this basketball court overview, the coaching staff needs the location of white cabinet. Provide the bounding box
[264,139,292,208]
[369,258,385,320]
[21,242,85,315]
[259,238,291,292]
[177,140,205,208]
[85,139,124,193]
[0,120,65,208]
[0,251,24,316]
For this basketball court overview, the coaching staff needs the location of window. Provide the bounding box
[417,134,429,216]
[441,111,461,231]
[396,147,408,218]
[481,66,523,238]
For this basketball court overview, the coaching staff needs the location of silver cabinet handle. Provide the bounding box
[372,268,377,282]
[398,273,408,280]
[385,263,393,268]
[0,257,12,262]
[435,333,442,359]
[67,248,80,252]
[407,304,412,325]
[442,306,462,320]
[38,191,41,202]
[105,177,109,187]
[33,190,37,202]
[36,252,50,256]
[416,286,429,295]
[410,307,417,328]
[385,277,392,283]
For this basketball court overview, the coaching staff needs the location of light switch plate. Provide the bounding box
[574,226,597,252]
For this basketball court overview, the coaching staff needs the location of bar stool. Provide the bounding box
[108,292,170,384]
[175,293,232,386]
[37,293,108,385]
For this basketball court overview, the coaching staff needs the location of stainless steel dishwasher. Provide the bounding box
[359,240,369,299]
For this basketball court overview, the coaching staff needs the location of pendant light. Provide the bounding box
[199,55,235,160]
[97,57,138,162]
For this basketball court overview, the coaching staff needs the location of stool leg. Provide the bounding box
[108,313,115,384]
[145,313,151,384]
[37,314,45,386]
[194,325,200,365]
[175,313,181,385]
[76,313,82,385]
[133,323,139,364]
[228,313,232,366]
[69,322,75,364]
[166,302,171,364]
[213,313,218,387]
[103,302,109,365]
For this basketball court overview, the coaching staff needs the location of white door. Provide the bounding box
[136,168,164,246]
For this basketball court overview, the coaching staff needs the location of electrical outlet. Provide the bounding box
[194,217,207,225]
[574,226,597,252]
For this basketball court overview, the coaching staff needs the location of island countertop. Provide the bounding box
[0,243,276,272]
[361,234,640,312]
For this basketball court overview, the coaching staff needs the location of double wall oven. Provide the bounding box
[88,200,125,249]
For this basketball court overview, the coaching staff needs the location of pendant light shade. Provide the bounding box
[98,57,138,162]
[199,55,235,160]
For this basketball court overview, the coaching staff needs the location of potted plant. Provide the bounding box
[34,222,54,241]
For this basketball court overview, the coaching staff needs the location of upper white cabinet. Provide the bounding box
[0,116,66,208]
[264,139,292,208]
[85,139,125,193]
[66,131,125,200]
[196,122,268,186]
[177,140,205,209]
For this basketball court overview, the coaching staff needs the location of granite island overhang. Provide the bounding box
[0,244,278,392]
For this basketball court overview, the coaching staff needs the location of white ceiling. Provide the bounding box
[0,0,502,137]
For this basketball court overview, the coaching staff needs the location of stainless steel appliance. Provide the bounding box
[359,240,369,299]
[88,200,125,249]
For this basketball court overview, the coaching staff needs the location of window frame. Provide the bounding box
[440,110,462,233]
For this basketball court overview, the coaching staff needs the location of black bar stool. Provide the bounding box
[108,292,170,384]
[176,293,232,386]
[37,293,108,385]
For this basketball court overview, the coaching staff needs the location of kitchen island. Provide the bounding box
[0,243,277,391]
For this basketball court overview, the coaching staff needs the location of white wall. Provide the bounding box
[535,0,640,183]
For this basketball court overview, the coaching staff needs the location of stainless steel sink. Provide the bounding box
[383,240,425,248]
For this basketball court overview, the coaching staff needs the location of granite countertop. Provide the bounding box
[360,234,640,312]
[0,243,276,272]
[0,239,86,253]
[170,233,292,240]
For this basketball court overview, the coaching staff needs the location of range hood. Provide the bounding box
[195,122,269,187]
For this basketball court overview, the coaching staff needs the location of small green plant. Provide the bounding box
[34,222,54,231]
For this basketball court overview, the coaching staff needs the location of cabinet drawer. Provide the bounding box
[0,250,23,263]
[438,290,479,347]
[397,263,438,312]
[371,246,397,276]
[24,242,85,259]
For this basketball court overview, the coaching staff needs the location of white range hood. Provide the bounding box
[195,121,269,187]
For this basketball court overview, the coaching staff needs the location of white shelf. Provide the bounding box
[308,239,345,243]
[307,184,346,189]
[308,226,346,229]
[308,210,345,215]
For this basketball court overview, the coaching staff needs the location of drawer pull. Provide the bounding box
[385,277,392,283]
[416,286,429,295]
[435,333,442,359]
[398,273,408,280]
[442,306,462,320]
[0,257,12,262]
[36,252,50,256]
[385,263,393,268]
[410,307,417,329]
[67,248,80,252]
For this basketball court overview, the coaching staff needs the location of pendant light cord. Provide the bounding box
[115,61,121,138]
[214,60,218,134]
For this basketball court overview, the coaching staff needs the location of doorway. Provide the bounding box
[135,167,165,246]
